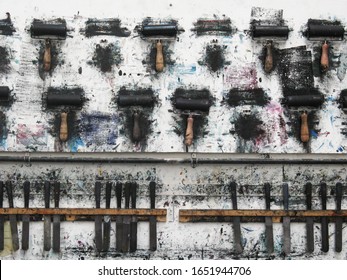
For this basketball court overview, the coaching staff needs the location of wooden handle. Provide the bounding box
[43,39,51,72]
[185,115,194,146]
[320,41,329,72]
[60,112,68,142]
[264,41,273,73]
[132,112,141,142]
[300,112,309,143]
[155,40,164,72]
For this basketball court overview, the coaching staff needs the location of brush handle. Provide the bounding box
[23,181,30,208]
[300,112,309,143]
[60,112,68,142]
[43,39,51,72]
[321,41,329,72]
[133,112,141,142]
[185,115,194,146]
[155,40,164,72]
[264,41,273,73]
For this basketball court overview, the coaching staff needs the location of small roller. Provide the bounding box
[0,86,10,101]
[117,90,155,143]
[305,19,345,72]
[140,22,180,72]
[284,93,324,143]
[251,24,289,73]
[30,19,67,72]
[174,96,211,147]
[46,87,84,142]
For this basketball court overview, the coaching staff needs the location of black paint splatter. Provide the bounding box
[204,44,226,72]
[84,19,131,37]
[233,114,264,140]
[250,7,285,26]
[0,46,10,73]
[0,13,15,35]
[90,43,122,72]
[225,88,269,107]
[192,18,234,36]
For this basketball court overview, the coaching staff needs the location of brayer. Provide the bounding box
[283,93,324,143]
[117,90,155,143]
[140,22,180,72]
[30,20,67,72]
[251,24,289,73]
[46,87,84,142]
[305,19,345,72]
[173,96,211,147]
[0,86,10,102]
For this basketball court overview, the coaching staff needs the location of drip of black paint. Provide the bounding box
[84,19,131,37]
[234,114,264,140]
[91,43,122,72]
[205,44,225,72]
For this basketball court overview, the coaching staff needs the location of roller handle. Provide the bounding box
[6,181,14,208]
[44,181,51,208]
[305,182,312,210]
[0,181,3,208]
[95,182,101,209]
[336,182,342,211]
[105,182,112,209]
[23,181,30,208]
[131,182,137,209]
[230,182,238,210]
[185,115,194,146]
[283,183,289,210]
[124,182,131,209]
[43,39,51,72]
[320,182,327,210]
[321,41,329,72]
[264,183,271,210]
[264,41,273,73]
[155,40,164,72]
[115,182,122,209]
[60,112,68,142]
[149,181,156,209]
[54,182,60,208]
[300,112,309,143]
[133,112,141,142]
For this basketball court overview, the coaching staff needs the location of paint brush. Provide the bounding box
[122,182,131,253]
[21,180,30,250]
[305,182,314,253]
[94,181,102,252]
[102,181,112,252]
[230,182,242,254]
[43,180,51,251]
[0,181,4,251]
[282,183,290,256]
[149,181,157,251]
[115,182,123,252]
[320,182,329,252]
[335,182,343,252]
[52,181,60,253]
[129,182,137,252]
[6,180,19,251]
[264,183,274,254]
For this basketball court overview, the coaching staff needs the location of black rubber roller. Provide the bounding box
[285,94,324,107]
[175,97,211,112]
[0,86,10,101]
[30,21,67,38]
[118,95,154,107]
[308,23,344,39]
[141,24,178,37]
[47,92,83,106]
[252,25,289,38]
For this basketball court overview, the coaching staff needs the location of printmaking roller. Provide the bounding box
[305,19,345,72]
[117,90,155,143]
[283,92,324,143]
[46,87,84,142]
[251,24,289,73]
[30,20,67,72]
[173,96,211,147]
[0,86,10,102]
[140,23,179,72]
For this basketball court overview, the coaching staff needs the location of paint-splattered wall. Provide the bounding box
[1,0,347,260]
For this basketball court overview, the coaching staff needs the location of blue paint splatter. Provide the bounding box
[310,130,318,139]
[69,137,85,152]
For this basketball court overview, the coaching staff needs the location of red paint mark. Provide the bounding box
[223,64,258,89]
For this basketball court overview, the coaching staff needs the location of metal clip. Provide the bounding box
[191,153,197,168]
